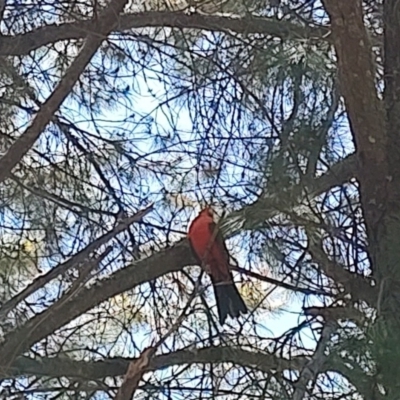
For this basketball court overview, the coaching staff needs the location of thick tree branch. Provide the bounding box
[0,148,362,364]
[0,12,330,57]
[115,347,154,400]
[0,0,6,25]
[4,346,369,397]
[0,0,129,184]
[321,0,387,246]
[308,238,376,304]
[7,347,307,380]
[224,154,358,237]
[0,240,194,364]
[384,1,400,175]
[0,148,361,365]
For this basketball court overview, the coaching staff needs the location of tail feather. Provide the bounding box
[213,282,248,325]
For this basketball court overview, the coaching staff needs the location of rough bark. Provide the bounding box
[323,0,400,396]
[322,0,387,250]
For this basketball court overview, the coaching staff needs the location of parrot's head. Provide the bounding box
[200,206,215,220]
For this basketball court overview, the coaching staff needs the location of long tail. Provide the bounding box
[213,281,248,325]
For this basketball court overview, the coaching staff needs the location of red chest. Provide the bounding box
[188,220,213,257]
[188,212,231,282]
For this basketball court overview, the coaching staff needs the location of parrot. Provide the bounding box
[188,207,248,324]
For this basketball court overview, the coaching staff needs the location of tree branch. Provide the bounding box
[115,347,154,400]
[0,240,194,365]
[307,237,376,304]
[384,1,400,174]
[0,0,6,25]
[293,320,337,400]
[0,12,330,57]
[115,276,200,399]
[7,346,306,380]
[224,154,358,237]
[0,0,129,184]
[321,0,387,245]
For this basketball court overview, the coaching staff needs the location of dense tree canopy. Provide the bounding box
[0,0,395,399]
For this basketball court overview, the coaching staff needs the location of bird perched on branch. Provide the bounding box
[188,207,248,324]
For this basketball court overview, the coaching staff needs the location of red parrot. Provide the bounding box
[188,207,248,324]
